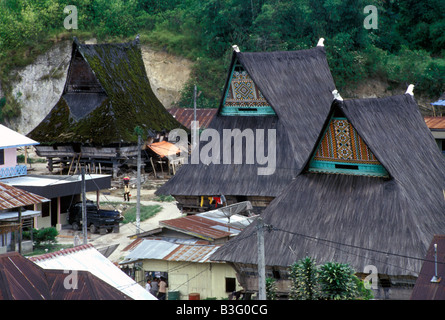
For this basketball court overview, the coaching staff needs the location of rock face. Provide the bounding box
[8,41,72,135]
[6,40,192,135]
[141,46,192,110]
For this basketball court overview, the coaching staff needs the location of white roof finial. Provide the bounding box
[317,38,325,47]
[232,45,240,53]
[332,89,343,101]
[405,84,414,96]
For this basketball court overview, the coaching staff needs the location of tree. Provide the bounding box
[318,261,360,300]
[289,256,319,300]
[288,257,373,300]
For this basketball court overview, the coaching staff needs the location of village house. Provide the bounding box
[156,39,336,214]
[0,124,38,179]
[119,202,254,299]
[211,90,445,299]
[29,243,156,300]
[0,121,112,235]
[0,182,48,254]
[27,36,183,177]
[120,239,243,300]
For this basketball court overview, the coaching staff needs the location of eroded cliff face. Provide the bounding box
[5,39,192,135]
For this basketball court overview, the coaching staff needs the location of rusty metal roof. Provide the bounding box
[424,117,445,130]
[168,108,217,129]
[120,239,220,265]
[411,235,445,300]
[160,214,242,242]
[164,243,220,263]
[30,244,155,300]
[0,182,48,210]
[0,251,131,300]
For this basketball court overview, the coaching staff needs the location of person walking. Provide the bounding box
[123,176,130,201]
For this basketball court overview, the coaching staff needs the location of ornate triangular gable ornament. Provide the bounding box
[221,47,276,116]
[308,92,389,177]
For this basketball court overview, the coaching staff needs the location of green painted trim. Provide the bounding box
[307,115,389,177]
[308,159,389,177]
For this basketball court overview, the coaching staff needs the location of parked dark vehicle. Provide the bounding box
[67,200,122,234]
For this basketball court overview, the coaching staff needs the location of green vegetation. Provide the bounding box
[121,204,162,224]
[288,256,373,300]
[0,0,443,121]
[265,277,278,300]
[22,226,73,256]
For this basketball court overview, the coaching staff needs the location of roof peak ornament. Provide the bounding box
[405,84,414,96]
[232,45,240,53]
[332,89,343,101]
[317,38,325,47]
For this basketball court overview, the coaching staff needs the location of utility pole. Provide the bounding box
[81,167,87,245]
[257,217,266,300]
[136,133,141,234]
[192,84,197,150]
[17,207,22,254]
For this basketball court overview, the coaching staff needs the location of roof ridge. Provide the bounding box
[29,243,94,261]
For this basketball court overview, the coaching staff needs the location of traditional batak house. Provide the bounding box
[28,37,182,177]
[156,39,336,214]
[211,89,445,300]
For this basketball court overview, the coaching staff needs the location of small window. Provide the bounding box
[41,201,50,218]
[0,149,4,165]
[335,164,359,170]
[226,277,236,292]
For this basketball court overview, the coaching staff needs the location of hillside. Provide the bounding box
[1,38,192,135]
[0,0,443,131]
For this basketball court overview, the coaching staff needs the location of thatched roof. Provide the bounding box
[211,93,445,277]
[28,37,182,145]
[156,45,336,198]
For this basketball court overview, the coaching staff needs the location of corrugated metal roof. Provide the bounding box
[431,93,445,106]
[168,108,217,129]
[30,244,156,300]
[0,124,38,149]
[122,239,179,263]
[164,243,220,263]
[0,210,41,222]
[120,239,220,264]
[0,182,48,210]
[424,117,445,130]
[160,215,242,241]
[0,251,131,300]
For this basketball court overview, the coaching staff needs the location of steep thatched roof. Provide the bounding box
[211,93,445,277]
[28,37,182,145]
[156,44,336,198]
